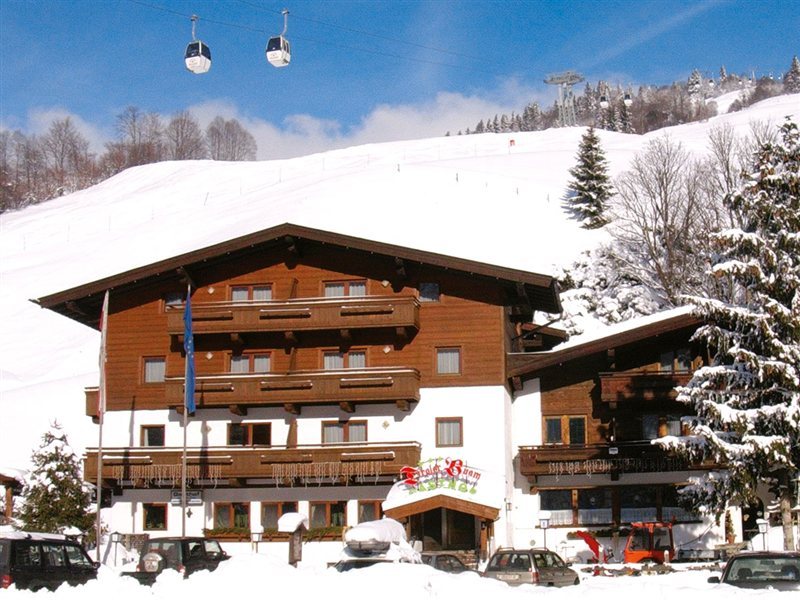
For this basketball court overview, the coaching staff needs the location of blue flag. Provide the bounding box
[183,288,196,415]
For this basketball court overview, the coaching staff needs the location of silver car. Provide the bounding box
[483,548,580,587]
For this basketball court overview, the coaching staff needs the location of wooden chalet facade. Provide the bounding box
[505,308,726,554]
[36,223,562,560]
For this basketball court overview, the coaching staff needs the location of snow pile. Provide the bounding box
[1,553,786,599]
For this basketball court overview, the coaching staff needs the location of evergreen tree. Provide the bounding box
[687,69,703,98]
[784,55,800,93]
[659,119,800,550]
[17,423,94,536]
[565,126,613,229]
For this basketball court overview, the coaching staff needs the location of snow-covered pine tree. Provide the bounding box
[17,422,94,536]
[565,126,613,229]
[687,69,703,98]
[658,118,800,550]
[784,55,800,94]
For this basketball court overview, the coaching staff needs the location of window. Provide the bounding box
[324,280,366,297]
[261,501,298,529]
[228,422,271,446]
[143,503,167,530]
[544,416,586,445]
[230,352,271,373]
[358,500,383,523]
[164,292,183,308]
[141,425,165,447]
[436,348,461,374]
[540,490,573,525]
[577,488,612,525]
[143,357,166,383]
[620,486,657,523]
[231,285,272,301]
[419,282,440,302]
[214,502,250,529]
[309,501,347,528]
[436,417,463,447]
[322,420,367,444]
[642,414,681,440]
[659,348,692,372]
[323,350,366,370]
[544,417,562,444]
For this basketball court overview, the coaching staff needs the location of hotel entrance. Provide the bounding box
[410,507,477,551]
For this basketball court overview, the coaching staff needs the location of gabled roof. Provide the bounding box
[34,223,562,328]
[507,306,700,378]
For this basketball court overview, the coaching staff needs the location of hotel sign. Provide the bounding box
[398,457,482,497]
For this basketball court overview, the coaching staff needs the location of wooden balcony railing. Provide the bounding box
[166,296,420,337]
[163,366,420,414]
[599,371,692,406]
[518,442,705,480]
[84,441,421,488]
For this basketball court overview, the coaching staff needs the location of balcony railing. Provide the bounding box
[599,371,692,406]
[166,295,420,336]
[518,442,705,479]
[84,441,421,488]
[164,366,420,413]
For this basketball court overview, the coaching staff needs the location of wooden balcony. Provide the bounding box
[84,441,421,488]
[166,295,420,337]
[164,366,420,414]
[518,442,699,480]
[599,371,692,407]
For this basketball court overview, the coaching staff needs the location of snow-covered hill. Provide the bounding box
[1,94,798,471]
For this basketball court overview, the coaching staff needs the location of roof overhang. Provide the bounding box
[508,307,701,379]
[33,223,562,328]
[384,494,500,521]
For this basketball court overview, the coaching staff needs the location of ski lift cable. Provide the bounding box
[234,0,493,65]
[125,0,507,77]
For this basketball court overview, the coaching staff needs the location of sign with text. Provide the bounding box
[170,489,203,506]
[398,457,482,497]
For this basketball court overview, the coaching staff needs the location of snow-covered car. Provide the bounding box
[332,518,422,572]
[708,551,800,591]
[125,537,229,585]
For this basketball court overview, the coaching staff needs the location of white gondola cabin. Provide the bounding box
[185,15,211,74]
[266,9,291,68]
[266,36,290,67]
[185,40,212,74]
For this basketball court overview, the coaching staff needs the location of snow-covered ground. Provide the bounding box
[0,94,798,473]
[0,551,787,599]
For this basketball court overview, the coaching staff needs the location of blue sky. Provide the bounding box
[1,0,798,159]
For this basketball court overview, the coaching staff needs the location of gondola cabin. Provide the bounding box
[185,40,212,74]
[266,36,290,67]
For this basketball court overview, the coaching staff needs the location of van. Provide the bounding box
[0,531,99,591]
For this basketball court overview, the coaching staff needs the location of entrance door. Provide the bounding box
[410,508,476,551]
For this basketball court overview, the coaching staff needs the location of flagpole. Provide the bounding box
[95,290,109,562]
[181,282,195,537]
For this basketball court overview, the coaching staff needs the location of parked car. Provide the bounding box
[0,531,99,591]
[483,547,579,587]
[421,552,471,573]
[708,551,800,591]
[126,537,229,585]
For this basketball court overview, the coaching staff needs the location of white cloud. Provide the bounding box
[4,81,554,162]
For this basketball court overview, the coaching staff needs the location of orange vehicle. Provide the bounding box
[623,522,675,564]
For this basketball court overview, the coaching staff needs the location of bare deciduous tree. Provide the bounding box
[164,111,207,160]
[610,136,714,305]
[206,117,257,161]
